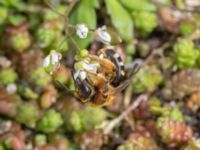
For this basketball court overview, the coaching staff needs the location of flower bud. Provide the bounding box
[6,84,17,94]
[94,26,111,45]
[43,50,62,75]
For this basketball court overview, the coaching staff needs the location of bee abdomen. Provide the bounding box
[105,49,125,86]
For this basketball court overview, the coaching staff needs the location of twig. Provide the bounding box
[44,0,65,17]
[123,85,133,107]
[144,39,173,65]
[103,94,149,134]
[145,43,168,64]
[44,0,81,51]
[65,0,79,35]
[124,115,135,131]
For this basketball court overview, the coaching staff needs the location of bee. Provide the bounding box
[72,71,114,106]
[42,1,141,106]
[89,47,126,87]
[57,47,141,107]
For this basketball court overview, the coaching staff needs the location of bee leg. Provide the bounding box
[85,71,107,88]
[125,59,143,78]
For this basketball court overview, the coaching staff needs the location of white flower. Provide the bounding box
[73,70,87,81]
[76,24,89,39]
[84,63,99,73]
[95,26,111,45]
[0,56,11,68]
[6,83,17,94]
[79,71,87,80]
[74,61,99,81]
[43,50,62,75]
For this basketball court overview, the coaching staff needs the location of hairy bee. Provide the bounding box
[58,48,141,106]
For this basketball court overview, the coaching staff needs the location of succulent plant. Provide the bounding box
[151,105,184,122]
[17,85,39,100]
[132,65,163,93]
[75,130,103,150]
[187,91,200,112]
[117,132,158,150]
[37,27,56,49]
[174,39,199,69]
[40,84,57,109]
[163,69,200,100]
[0,86,21,117]
[0,68,18,85]
[36,109,64,133]
[132,11,157,36]
[5,22,31,52]
[179,22,196,36]
[156,117,193,147]
[16,102,40,128]
[34,134,47,147]
[30,67,51,87]
[63,105,107,132]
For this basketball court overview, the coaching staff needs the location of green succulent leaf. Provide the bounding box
[105,0,133,42]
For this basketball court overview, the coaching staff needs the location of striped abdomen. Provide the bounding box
[104,49,125,86]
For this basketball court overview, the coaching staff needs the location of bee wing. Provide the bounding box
[114,60,143,93]
[125,59,143,78]
[113,79,132,93]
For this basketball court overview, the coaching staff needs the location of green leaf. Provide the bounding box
[105,0,133,42]
[120,0,157,12]
[0,0,26,11]
[7,15,26,26]
[70,0,97,49]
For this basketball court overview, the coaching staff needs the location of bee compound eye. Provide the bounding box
[79,81,92,99]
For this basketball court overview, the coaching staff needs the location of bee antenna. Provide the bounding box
[54,80,73,94]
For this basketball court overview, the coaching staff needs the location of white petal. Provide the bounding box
[43,55,50,67]
[6,84,17,94]
[79,71,87,80]
[73,70,80,80]
[96,26,111,44]
[76,24,89,39]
